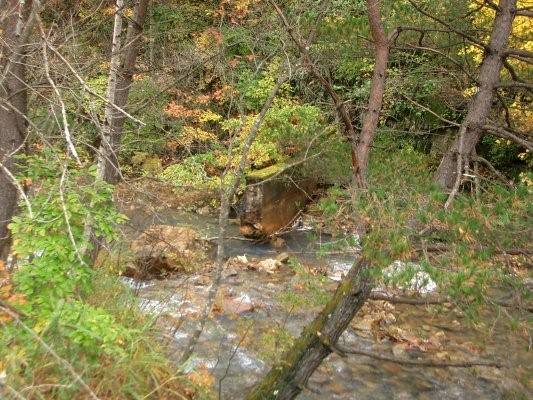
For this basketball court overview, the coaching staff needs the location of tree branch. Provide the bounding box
[505,48,533,59]
[495,81,533,91]
[37,18,82,166]
[401,94,460,126]
[369,292,444,305]
[471,155,512,186]
[335,343,502,368]
[502,59,522,81]
[406,0,487,50]
[179,74,288,363]
[44,40,145,126]
[267,0,356,142]
[483,124,533,152]
[515,9,533,17]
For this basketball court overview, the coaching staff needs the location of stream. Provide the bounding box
[119,205,532,400]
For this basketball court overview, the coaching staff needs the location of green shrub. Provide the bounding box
[2,152,198,398]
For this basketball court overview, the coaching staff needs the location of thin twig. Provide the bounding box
[58,161,88,268]
[43,40,145,126]
[0,160,33,219]
[37,18,82,166]
[401,94,460,127]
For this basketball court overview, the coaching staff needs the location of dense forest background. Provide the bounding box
[0,0,531,399]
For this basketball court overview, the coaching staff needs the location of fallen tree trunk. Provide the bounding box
[248,258,372,400]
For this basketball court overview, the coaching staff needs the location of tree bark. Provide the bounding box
[355,0,391,186]
[248,259,373,400]
[97,0,149,184]
[435,0,517,189]
[249,3,391,398]
[0,0,37,261]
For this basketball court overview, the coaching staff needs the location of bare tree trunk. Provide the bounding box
[248,2,392,398]
[0,0,37,261]
[435,0,517,189]
[180,75,288,363]
[97,0,149,184]
[268,0,366,187]
[355,0,391,186]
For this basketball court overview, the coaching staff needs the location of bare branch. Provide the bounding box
[335,343,502,368]
[0,159,33,219]
[267,0,356,143]
[483,0,501,12]
[179,74,288,363]
[305,0,333,49]
[401,94,460,127]
[483,124,533,152]
[472,155,512,186]
[515,9,533,17]
[406,0,487,50]
[0,0,41,86]
[496,81,533,90]
[369,292,444,305]
[502,59,522,81]
[404,43,477,83]
[43,41,145,126]
[58,162,89,268]
[37,18,82,166]
[505,48,533,59]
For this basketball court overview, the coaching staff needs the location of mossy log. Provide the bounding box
[248,258,372,400]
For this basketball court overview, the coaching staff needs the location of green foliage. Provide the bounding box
[35,299,134,359]
[220,102,326,170]
[2,152,195,398]
[1,274,194,399]
[158,154,218,189]
[236,58,292,111]
[10,153,126,309]
[122,76,172,158]
[313,147,530,313]
[256,325,294,364]
[82,74,108,121]
[277,258,331,312]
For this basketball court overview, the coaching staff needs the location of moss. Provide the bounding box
[246,163,287,183]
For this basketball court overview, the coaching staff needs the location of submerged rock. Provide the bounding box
[127,225,206,279]
[382,260,437,294]
[221,294,255,314]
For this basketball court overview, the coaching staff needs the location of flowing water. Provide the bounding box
[120,206,532,400]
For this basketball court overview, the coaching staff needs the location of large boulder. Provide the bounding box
[127,225,206,279]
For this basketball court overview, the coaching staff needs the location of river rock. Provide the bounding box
[128,225,205,279]
[257,258,282,273]
[221,294,255,314]
[275,252,290,263]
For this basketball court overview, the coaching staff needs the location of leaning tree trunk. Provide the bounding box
[97,0,149,184]
[0,0,37,261]
[248,259,373,400]
[435,0,517,189]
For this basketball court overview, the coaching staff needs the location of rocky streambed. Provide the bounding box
[112,181,532,399]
